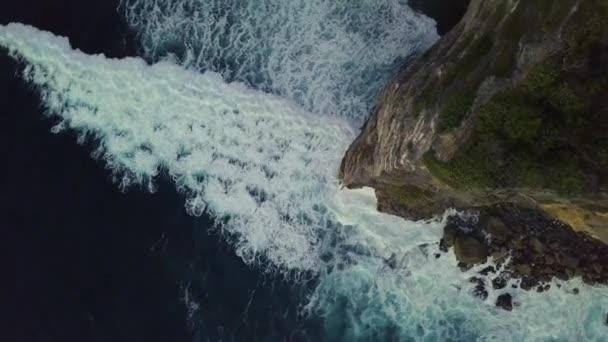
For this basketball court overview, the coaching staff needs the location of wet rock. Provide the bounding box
[592,263,603,274]
[496,293,513,311]
[491,248,509,264]
[480,266,496,276]
[513,264,533,277]
[458,262,472,271]
[438,204,608,296]
[469,277,488,300]
[573,288,579,295]
[482,216,510,242]
[418,243,431,257]
[384,253,398,269]
[443,223,459,249]
[560,254,580,269]
[492,272,511,290]
[530,237,547,253]
[520,278,536,291]
[472,285,488,300]
[454,236,488,264]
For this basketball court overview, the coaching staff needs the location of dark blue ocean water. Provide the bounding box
[1,2,319,341]
[0,1,474,341]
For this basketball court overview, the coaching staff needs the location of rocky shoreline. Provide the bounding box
[340,0,608,310]
[440,204,608,310]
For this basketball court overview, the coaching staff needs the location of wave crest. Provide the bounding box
[120,0,439,123]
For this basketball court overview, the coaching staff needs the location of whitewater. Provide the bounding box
[1,1,607,340]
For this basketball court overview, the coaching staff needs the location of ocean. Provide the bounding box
[1,1,315,340]
[2,1,607,341]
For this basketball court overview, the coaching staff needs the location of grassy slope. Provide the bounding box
[421,0,608,197]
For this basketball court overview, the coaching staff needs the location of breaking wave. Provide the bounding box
[119,0,438,124]
[1,3,607,340]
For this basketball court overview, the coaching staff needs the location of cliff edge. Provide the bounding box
[341,0,608,244]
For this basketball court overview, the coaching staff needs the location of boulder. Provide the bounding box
[530,237,547,253]
[443,223,459,248]
[482,216,510,242]
[492,272,512,290]
[496,293,513,311]
[469,277,488,300]
[454,236,488,264]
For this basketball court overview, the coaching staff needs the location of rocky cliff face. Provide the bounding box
[341,0,608,243]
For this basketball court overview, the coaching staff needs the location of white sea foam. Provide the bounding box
[313,188,608,341]
[119,0,438,124]
[2,22,607,342]
[0,22,352,272]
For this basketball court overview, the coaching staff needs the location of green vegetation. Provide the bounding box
[423,151,497,189]
[379,185,435,208]
[437,93,474,132]
[421,0,608,197]
[491,45,517,77]
[433,0,587,132]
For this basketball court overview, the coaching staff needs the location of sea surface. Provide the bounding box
[1,1,316,341]
[2,1,607,342]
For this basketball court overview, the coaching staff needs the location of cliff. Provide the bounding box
[341,0,608,244]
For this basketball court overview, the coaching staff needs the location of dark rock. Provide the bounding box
[418,243,431,257]
[469,277,488,300]
[434,253,441,259]
[491,248,509,264]
[520,278,536,291]
[472,285,488,300]
[439,239,448,252]
[513,264,533,277]
[573,288,579,295]
[496,293,513,311]
[454,236,488,264]
[384,253,398,269]
[492,272,511,290]
[592,263,603,274]
[530,237,547,253]
[443,223,459,249]
[482,216,510,242]
[480,266,496,276]
[458,262,472,271]
[560,254,580,269]
[435,205,608,296]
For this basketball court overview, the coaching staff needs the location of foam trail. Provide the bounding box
[120,0,439,124]
[2,24,608,342]
[0,23,353,272]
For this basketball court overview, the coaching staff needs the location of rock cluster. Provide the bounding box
[440,204,608,309]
